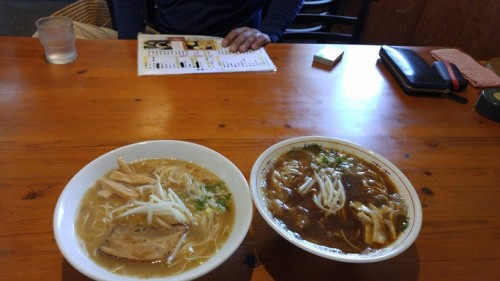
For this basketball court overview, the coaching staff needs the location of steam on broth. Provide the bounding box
[261,144,408,254]
[76,157,234,278]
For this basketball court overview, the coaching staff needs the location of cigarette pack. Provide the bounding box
[313,46,344,67]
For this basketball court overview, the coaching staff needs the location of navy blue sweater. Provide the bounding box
[112,0,304,42]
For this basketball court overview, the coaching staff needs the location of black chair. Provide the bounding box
[106,0,157,30]
[281,0,372,44]
[143,0,157,27]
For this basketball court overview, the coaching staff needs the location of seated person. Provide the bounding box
[64,0,304,52]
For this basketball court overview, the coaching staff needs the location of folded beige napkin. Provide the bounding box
[431,48,500,88]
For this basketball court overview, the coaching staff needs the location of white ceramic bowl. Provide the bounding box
[54,140,253,281]
[250,136,422,263]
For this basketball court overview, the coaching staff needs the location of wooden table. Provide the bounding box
[0,37,498,281]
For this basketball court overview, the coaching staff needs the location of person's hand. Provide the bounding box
[221,27,271,53]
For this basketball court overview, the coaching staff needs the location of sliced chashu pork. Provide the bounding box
[98,224,188,262]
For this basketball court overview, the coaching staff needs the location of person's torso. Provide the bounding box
[155,0,263,36]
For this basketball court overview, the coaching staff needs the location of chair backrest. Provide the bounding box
[281,0,372,44]
[52,0,113,29]
[143,0,157,27]
[106,0,157,33]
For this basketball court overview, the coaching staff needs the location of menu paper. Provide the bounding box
[137,34,277,75]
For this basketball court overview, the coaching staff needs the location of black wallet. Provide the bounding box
[379,45,468,104]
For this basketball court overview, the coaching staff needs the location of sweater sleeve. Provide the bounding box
[260,0,304,43]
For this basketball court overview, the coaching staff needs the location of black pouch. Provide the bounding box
[432,61,468,91]
[379,45,468,104]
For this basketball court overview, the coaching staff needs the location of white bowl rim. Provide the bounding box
[250,136,422,263]
[53,140,253,281]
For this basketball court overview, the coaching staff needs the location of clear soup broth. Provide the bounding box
[76,158,234,278]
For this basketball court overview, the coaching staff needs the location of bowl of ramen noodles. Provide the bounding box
[250,136,422,263]
[54,140,253,280]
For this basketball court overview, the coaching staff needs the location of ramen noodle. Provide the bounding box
[260,144,408,254]
[76,158,234,278]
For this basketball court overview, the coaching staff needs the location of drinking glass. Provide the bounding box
[36,16,77,64]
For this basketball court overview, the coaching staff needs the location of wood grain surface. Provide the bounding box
[0,37,498,281]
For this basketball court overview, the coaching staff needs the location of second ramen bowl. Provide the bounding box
[250,136,422,263]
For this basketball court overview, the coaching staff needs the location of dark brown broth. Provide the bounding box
[262,145,407,254]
